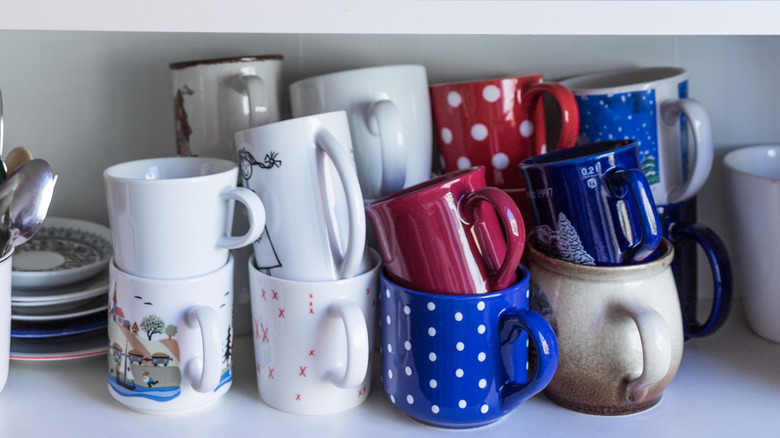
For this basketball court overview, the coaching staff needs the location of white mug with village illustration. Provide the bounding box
[234,111,368,281]
[107,256,234,415]
[169,55,284,162]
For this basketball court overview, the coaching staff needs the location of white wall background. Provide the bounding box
[0,31,778,299]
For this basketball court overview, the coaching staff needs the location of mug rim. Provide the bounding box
[367,166,483,208]
[723,144,780,181]
[103,156,237,182]
[429,73,543,89]
[248,249,382,286]
[521,139,634,167]
[289,64,427,88]
[109,254,234,283]
[169,54,283,70]
[560,66,687,92]
[379,264,530,300]
[233,110,348,138]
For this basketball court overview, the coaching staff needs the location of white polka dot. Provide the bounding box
[386,315,391,325]
[526,361,530,370]
[477,324,486,334]
[429,379,438,388]
[471,124,488,141]
[456,342,465,351]
[432,405,440,414]
[481,404,489,414]
[428,327,437,336]
[407,395,414,404]
[429,352,437,362]
[479,379,487,388]
[386,289,390,298]
[478,352,486,362]
[387,344,393,353]
[405,366,412,376]
[454,312,463,321]
[459,400,467,409]
[388,369,393,379]
[492,152,509,170]
[403,305,411,315]
[477,302,485,311]
[456,369,464,378]
[482,85,501,102]
[447,91,462,107]
[456,156,471,170]
[519,120,534,138]
[440,128,453,144]
[390,395,396,404]
[427,302,436,311]
[404,341,412,351]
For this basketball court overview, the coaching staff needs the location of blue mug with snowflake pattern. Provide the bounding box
[380,266,558,429]
[521,139,662,266]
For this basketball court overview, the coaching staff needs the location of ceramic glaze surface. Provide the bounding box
[235,111,367,281]
[724,145,780,343]
[561,67,713,206]
[528,238,683,415]
[430,74,579,189]
[107,257,234,415]
[248,250,380,415]
[366,166,524,294]
[657,198,732,339]
[521,139,661,266]
[380,267,558,429]
[103,157,265,279]
[290,65,432,200]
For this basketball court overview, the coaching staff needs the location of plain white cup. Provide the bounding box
[103,157,265,279]
[289,64,433,200]
[170,55,284,162]
[723,145,780,343]
[235,111,367,281]
[0,250,12,394]
[248,249,380,415]
[107,256,234,414]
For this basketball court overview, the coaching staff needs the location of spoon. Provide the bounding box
[0,90,6,182]
[0,159,58,258]
[5,147,33,174]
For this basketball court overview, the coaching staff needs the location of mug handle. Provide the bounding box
[525,82,580,155]
[184,305,223,393]
[367,99,407,195]
[461,187,526,291]
[236,74,269,127]
[660,98,713,204]
[498,308,559,411]
[605,168,662,263]
[216,187,266,250]
[325,300,370,388]
[616,301,672,403]
[670,222,733,338]
[314,129,367,279]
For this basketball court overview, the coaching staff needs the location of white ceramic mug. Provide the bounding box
[561,67,713,206]
[170,54,284,162]
[724,145,780,343]
[528,237,683,415]
[0,250,11,394]
[248,250,380,415]
[103,157,265,279]
[289,64,433,200]
[107,256,234,415]
[235,111,367,281]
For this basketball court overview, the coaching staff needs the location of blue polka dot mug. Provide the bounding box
[379,266,558,429]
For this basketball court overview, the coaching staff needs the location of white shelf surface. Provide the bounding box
[1,1,779,35]
[1,301,779,436]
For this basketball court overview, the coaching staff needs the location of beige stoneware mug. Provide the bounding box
[528,236,683,415]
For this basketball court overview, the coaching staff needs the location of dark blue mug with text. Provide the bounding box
[521,139,662,266]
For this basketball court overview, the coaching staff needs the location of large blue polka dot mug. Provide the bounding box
[379,266,558,429]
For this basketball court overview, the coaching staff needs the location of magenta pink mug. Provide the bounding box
[365,166,525,294]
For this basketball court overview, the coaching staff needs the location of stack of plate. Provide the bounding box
[10,217,113,361]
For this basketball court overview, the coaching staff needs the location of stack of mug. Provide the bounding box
[103,156,267,414]
[365,166,559,429]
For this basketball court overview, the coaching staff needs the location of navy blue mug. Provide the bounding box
[380,266,558,429]
[521,139,662,265]
[657,198,733,339]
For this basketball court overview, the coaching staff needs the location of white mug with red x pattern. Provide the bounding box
[248,250,381,415]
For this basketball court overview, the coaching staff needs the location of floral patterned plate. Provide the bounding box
[11,217,113,289]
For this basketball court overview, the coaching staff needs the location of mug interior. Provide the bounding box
[105,157,235,181]
[724,145,780,180]
[563,67,684,89]
[522,139,634,166]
